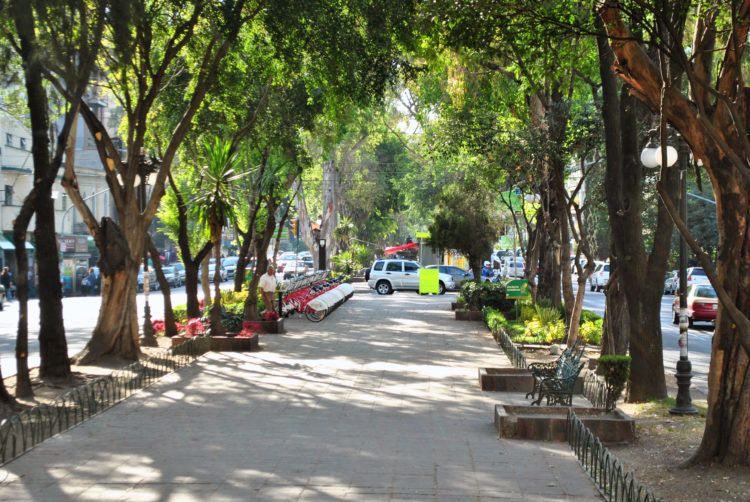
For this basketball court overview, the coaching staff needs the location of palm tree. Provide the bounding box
[192,138,244,336]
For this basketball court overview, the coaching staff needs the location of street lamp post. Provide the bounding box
[641,136,697,415]
[137,153,159,347]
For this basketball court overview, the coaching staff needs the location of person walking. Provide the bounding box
[1,267,13,301]
[258,265,278,314]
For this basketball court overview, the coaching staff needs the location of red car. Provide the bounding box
[672,284,718,327]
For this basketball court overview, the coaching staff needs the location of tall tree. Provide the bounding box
[3,0,106,395]
[48,0,251,364]
[599,0,750,464]
[192,138,243,335]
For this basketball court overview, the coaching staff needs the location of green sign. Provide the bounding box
[505,279,530,299]
[416,231,431,239]
[419,268,439,294]
[500,190,524,212]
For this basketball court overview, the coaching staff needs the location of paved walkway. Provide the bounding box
[0,288,600,501]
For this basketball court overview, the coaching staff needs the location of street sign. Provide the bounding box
[416,231,431,239]
[505,279,530,299]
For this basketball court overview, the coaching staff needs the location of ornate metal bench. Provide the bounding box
[531,360,585,406]
[525,343,585,402]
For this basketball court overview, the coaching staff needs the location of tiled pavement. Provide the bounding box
[0,287,600,501]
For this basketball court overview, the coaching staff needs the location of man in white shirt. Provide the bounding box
[258,265,277,314]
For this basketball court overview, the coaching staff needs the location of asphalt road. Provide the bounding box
[581,286,712,394]
[0,281,712,394]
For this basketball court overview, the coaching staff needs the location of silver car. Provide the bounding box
[367,259,455,295]
[425,265,473,290]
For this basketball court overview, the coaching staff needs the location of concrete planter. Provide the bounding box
[494,404,635,444]
[455,309,483,321]
[171,334,259,352]
[260,319,285,334]
[478,368,534,392]
[210,334,259,352]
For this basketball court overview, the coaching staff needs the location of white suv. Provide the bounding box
[368,259,455,295]
[589,262,610,292]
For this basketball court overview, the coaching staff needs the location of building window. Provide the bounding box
[61,194,67,211]
[19,138,26,150]
[4,185,12,206]
[5,134,12,146]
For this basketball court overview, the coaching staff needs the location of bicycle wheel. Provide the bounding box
[305,305,326,322]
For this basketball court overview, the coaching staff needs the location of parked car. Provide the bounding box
[686,267,710,288]
[664,270,678,295]
[277,252,298,272]
[367,259,455,295]
[502,258,525,278]
[137,265,157,292]
[161,266,182,287]
[172,263,186,284]
[589,262,610,292]
[425,265,473,290]
[222,256,240,279]
[672,284,718,327]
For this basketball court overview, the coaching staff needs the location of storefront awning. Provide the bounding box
[0,236,34,250]
[383,242,419,255]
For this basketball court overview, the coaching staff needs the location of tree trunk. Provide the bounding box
[244,202,277,320]
[12,233,32,398]
[596,25,674,401]
[74,218,140,364]
[201,255,211,306]
[691,171,750,465]
[233,234,253,292]
[36,189,69,378]
[601,272,630,356]
[184,261,201,319]
[209,231,225,336]
[149,239,177,337]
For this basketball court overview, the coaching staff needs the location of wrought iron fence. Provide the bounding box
[582,369,608,409]
[0,336,211,465]
[493,327,527,369]
[567,409,659,502]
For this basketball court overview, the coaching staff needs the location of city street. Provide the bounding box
[0,284,712,395]
[581,288,713,394]
[0,286,192,379]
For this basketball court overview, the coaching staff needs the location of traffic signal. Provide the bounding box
[290,217,298,238]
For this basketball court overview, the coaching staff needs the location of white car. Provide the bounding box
[589,262,610,292]
[502,258,525,278]
[222,256,239,279]
[367,259,455,295]
[276,252,298,273]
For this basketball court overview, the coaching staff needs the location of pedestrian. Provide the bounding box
[258,265,277,314]
[81,268,94,296]
[481,261,494,282]
[1,267,13,301]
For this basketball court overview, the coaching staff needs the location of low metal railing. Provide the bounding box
[0,336,211,465]
[494,327,527,369]
[582,369,609,409]
[567,409,658,501]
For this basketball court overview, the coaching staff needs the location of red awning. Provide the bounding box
[383,242,419,255]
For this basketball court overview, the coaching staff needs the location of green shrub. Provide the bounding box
[597,355,631,410]
[483,308,508,332]
[580,309,603,324]
[543,320,566,344]
[579,319,603,345]
[172,305,188,323]
[459,281,508,311]
[519,304,537,322]
[534,304,563,325]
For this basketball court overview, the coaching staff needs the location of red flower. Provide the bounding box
[184,318,205,337]
[263,311,280,321]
